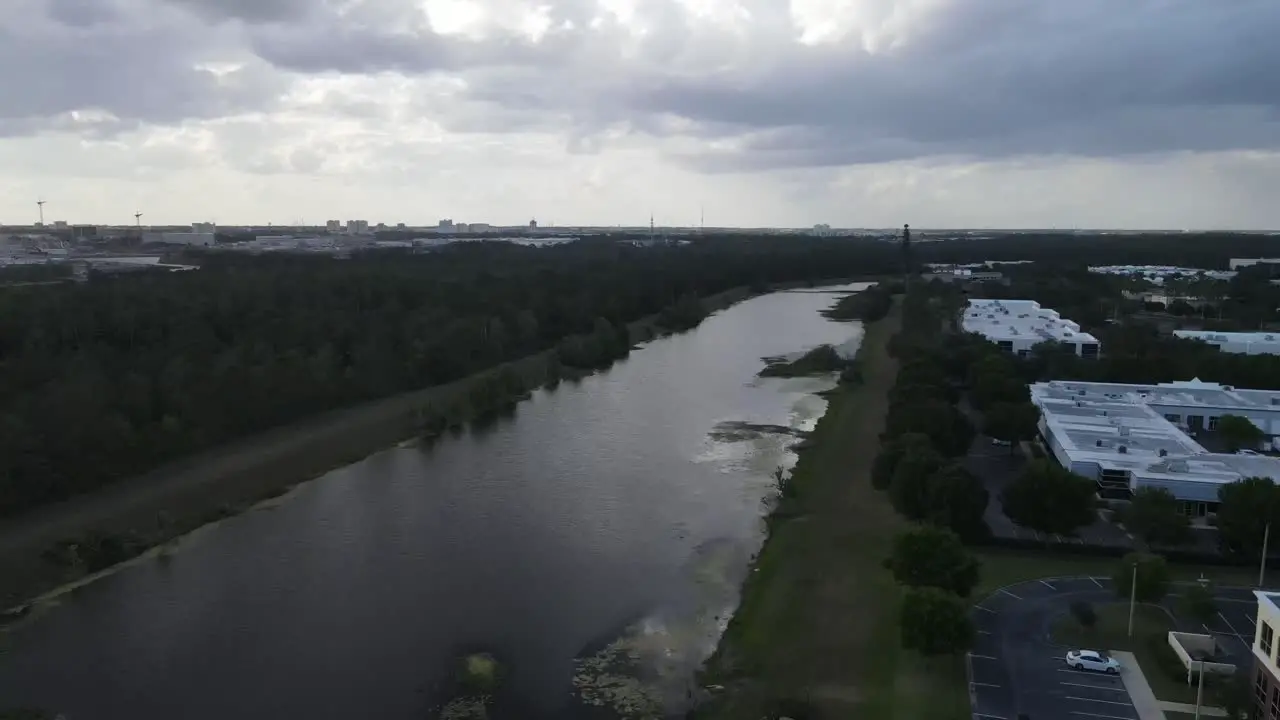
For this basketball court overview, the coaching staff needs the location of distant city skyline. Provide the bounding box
[3,1,1280,230]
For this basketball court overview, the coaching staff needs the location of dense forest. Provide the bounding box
[4,231,1280,519]
[0,238,902,518]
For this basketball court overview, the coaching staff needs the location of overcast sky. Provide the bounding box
[2,0,1279,229]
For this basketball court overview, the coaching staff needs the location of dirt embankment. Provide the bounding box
[0,288,758,611]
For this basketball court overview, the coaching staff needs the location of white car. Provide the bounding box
[1237,449,1260,456]
[1065,649,1120,674]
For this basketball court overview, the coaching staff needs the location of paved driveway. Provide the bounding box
[968,577,1256,720]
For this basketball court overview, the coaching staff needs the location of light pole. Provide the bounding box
[1261,521,1272,589]
[1128,561,1138,638]
[1193,659,1205,720]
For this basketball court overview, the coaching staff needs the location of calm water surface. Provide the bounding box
[0,285,870,719]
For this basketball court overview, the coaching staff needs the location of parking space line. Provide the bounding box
[999,588,1022,600]
[1060,682,1126,692]
[973,682,1001,688]
[1054,533,1065,542]
[1066,696,1133,706]
[1090,577,1104,588]
[977,630,992,635]
[1040,580,1055,590]
[975,605,995,613]
[1069,712,1136,720]
[1219,611,1249,646]
[974,714,1007,720]
[970,653,998,660]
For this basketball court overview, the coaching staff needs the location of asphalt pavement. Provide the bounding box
[964,435,1134,549]
[968,577,1257,720]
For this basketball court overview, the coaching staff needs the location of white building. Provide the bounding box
[1089,265,1236,282]
[143,231,214,247]
[346,220,370,235]
[191,222,216,234]
[326,220,342,233]
[963,299,1101,358]
[1032,379,1280,516]
[1230,258,1280,270]
[1174,330,1280,356]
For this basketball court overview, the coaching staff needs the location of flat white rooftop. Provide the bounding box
[1174,330,1280,353]
[1033,380,1280,487]
[963,299,1099,345]
[1036,378,1280,412]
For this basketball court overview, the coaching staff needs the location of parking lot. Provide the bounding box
[969,577,1144,720]
[968,576,1256,720]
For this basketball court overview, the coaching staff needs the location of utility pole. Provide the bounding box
[1127,561,1138,638]
[36,199,46,226]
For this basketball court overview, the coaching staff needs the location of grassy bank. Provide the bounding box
[0,286,764,613]
[694,297,905,718]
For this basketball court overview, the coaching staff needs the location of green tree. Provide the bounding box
[899,587,976,656]
[1215,667,1253,720]
[1218,414,1266,452]
[1217,476,1280,557]
[922,463,991,541]
[1122,487,1191,547]
[1181,581,1218,626]
[885,525,981,597]
[982,401,1041,453]
[871,433,934,491]
[1112,552,1170,604]
[1000,460,1098,536]
[889,444,946,519]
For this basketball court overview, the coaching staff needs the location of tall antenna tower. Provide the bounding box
[700,204,704,234]
[36,199,46,226]
[901,223,913,284]
[134,211,144,234]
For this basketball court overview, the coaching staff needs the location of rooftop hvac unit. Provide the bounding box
[1118,445,1128,454]
[1096,439,1105,447]
[1272,398,1280,406]
[1078,389,1087,396]
[1158,449,1168,457]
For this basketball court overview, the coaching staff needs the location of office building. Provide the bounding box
[1174,331,1280,356]
[1032,379,1280,517]
[1252,591,1280,719]
[963,299,1101,358]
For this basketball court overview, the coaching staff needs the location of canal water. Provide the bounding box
[0,285,870,719]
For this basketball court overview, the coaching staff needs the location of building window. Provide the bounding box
[997,340,1013,352]
[1209,417,1221,431]
[1259,667,1269,704]
[1165,414,1182,423]
[1271,684,1280,719]
[1262,621,1274,658]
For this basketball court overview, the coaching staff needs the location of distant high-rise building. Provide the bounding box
[192,222,216,234]
[326,220,342,233]
[346,220,370,235]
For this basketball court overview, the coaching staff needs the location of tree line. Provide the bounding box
[0,239,917,519]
